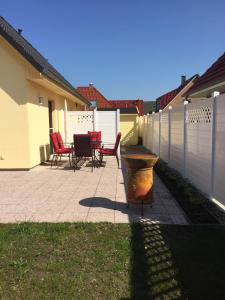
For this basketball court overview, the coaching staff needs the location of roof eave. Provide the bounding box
[158,75,199,100]
[0,16,90,106]
[186,79,225,98]
[44,71,90,105]
[186,76,225,97]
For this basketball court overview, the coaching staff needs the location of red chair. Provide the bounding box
[99,132,121,168]
[56,132,67,149]
[73,134,94,172]
[88,131,102,149]
[50,132,73,167]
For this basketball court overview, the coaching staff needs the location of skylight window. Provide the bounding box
[90,100,97,108]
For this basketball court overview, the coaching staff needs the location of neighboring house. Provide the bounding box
[185,52,225,100]
[77,85,145,116]
[109,99,144,116]
[109,101,144,145]
[155,75,199,111]
[0,16,89,169]
[76,84,112,108]
[143,101,155,114]
[119,107,139,145]
[76,84,144,145]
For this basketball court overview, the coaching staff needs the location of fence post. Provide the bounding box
[159,110,162,157]
[210,95,218,198]
[116,109,120,159]
[143,115,147,148]
[152,112,155,153]
[168,106,172,164]
[138,116,143,142]
[146,114,150,149]
[93,108,97,131]
[183,101,188,178]
[146,115,148,148]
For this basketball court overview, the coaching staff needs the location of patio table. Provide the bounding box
[71,138,102,170]
[91,140,102,167]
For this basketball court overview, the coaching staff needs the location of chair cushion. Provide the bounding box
[56,132,65,150]
[55,147,73,154]
[88,131,101,148]
[64,147,74,152]
[50,132,60,151]
[88,131,101,140]
[99,148,115,155]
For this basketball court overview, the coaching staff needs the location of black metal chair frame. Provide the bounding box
[72,134,94,172]
[51,152,72,168]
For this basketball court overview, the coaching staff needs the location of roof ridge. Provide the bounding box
[0,16,49,69]
[91,86,109,101]
[76,86,112,108]
[77,85,111,103]
[0,16,89,105]
[157,74,198,99]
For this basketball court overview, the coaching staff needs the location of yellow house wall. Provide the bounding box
[0,36,31,169]
[120,115,139,145]
[26,83,82,168]
[26,81,61,167]
[27,82,83,168]
[0,36,84,169]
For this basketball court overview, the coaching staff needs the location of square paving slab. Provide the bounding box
[0,148,188,224]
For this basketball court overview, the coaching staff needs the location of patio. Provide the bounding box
[0,147,188,224]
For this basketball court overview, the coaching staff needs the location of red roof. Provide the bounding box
[157,75,198,110]
[76,86,112,108]
[76,85,144,115]
[187,52,225,95]
[110,100,144,116]
[157,86,185,110]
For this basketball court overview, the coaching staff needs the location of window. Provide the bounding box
[90,100,97,108]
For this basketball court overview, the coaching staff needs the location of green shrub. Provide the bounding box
[154,158,218,224]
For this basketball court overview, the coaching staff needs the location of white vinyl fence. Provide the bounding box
[142,94,225,209]
[66,109,120,150]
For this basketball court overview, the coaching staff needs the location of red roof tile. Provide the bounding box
[157,75,198,110]
[110,100,144,116]
[76,86,112,108]
[187,52,225,95]
[76,86,144,115]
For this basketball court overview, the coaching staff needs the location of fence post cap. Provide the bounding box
[212,91,220,97]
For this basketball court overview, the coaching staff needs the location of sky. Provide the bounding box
[1,0,225,100]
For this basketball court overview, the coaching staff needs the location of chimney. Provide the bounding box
[18,28,23,35]
[181,75,186,85]
[89,82,94,87]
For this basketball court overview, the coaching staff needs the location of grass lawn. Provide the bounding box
[0,223,225,299]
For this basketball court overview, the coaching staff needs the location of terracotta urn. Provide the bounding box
[123,153,159,204]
